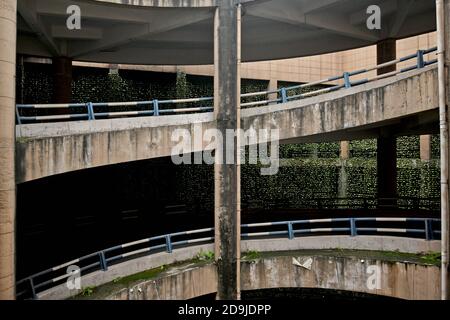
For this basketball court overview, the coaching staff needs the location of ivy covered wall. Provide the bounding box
[17,62,441,211]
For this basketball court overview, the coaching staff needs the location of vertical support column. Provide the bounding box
[420,134,432,161]
[267,79,277,104]
[340,141,350,160]
[0,0,17,300]
[338,141,349,199]
[214,1,241,300]
[436,0,450,300]
[377,135,397,206]
[52,56,72,103]
[377,39,397,207]
[377,38,396,75]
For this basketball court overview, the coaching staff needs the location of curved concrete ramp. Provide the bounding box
[38,236,439,300]
[97,252,440,300]
[16,66,438,183]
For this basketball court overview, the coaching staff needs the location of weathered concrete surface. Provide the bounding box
[16,66,438,183]
[37,236,439,300]
[241,236,440,254]
[213,1,241,300]
[109,263,218,300]
[104,252,440,300]
[16,113,216,183]
[240,254,440,300]
[38,243,215,300]
[0,0,17,300]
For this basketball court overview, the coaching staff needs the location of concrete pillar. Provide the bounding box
[267,79,277,104]
[213,1,241,300]
[338,141,350,199]
[340,141,350,160]
[52,56,72,103]
[376,40,397,206]
[377,136,397,205]
[0,0,17,300]
[420,134,432,161]
[377,38,396,75]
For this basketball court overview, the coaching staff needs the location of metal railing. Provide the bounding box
[16,47,438,125]
[16,215,440,299]
[243,196,440,211]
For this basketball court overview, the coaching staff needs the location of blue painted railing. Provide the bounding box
[15,47,437,125]
[16,215,440,299]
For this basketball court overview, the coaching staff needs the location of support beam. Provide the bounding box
[377,38,397,75]
[420,134,432,161]
[376,39,397,208]
[377,136,397,205]
[340,141,350,160]
[71,11,212,58]
[445,0,450,300]
[214,1,241,300]
[388,0,415,38]
[0,0,17,300]
[17,0,59,56]
[267,79,277,105]
[52,57,73,103]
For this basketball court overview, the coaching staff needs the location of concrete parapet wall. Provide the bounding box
[107,252,440,300]
[37,236,439,300]
[16,67,438,183]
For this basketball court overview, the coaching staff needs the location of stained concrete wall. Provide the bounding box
[105,253,440,300]
[16,66,438,183]
[37,236,439,300]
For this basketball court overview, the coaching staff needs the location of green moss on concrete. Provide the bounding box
[254,249,441,266]
[69,259,212,300]
[242,250,261,261]
[69,248,440,300]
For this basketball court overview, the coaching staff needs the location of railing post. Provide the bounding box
[288,222,294,240]
[87,102,95,120]
[425,219,434,241]
[15,105,22,125]
[417,50,425,69]
[343,72,351,88]
[98,251,108,271]
[29,278,37,299]
[281,88,287,103]
[350,218,357,237]
[153,99,159,116]
[165,235,172,253]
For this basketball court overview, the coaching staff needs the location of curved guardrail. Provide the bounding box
[16,215,440,299]
[16,47,437,124]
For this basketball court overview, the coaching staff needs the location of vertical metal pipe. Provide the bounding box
[436,0,449,300]
[235,2,242,301]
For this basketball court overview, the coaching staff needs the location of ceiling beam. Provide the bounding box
[388,0,415,37]
[51,26,103,40]
[305,12,379,41]
[70,10,213,58]
[35,0,157,24]
[18,0,60,56]
[300,0,344,14]
[350,0,397,25]
[247,9,378,42]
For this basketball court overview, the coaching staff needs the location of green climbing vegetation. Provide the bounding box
[80,286,95,297]
[194,250,215,262]
[243,250,261,260]
[18,65,442,208]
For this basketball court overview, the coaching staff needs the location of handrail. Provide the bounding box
[16,215,441,299]
[16,47,438,125]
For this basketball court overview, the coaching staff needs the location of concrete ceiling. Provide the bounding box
[17,0,436,65]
